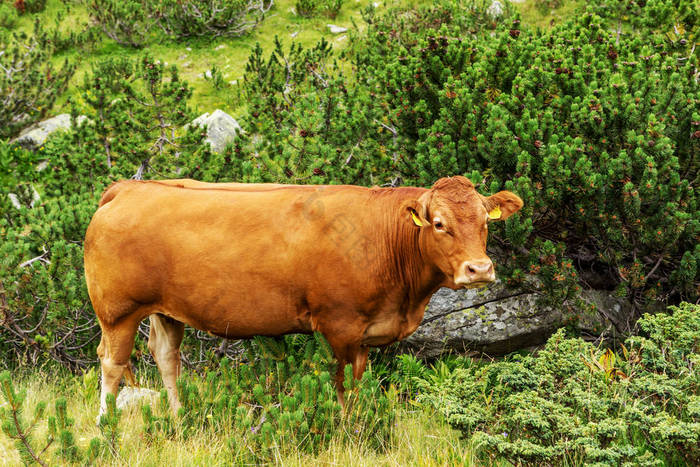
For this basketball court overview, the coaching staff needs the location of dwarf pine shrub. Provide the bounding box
[238,0,698,319]
[13,0,47,14]
[0,3,19,29]
[84,0,153,48]
[418,303,700,466]
[141,333,395,462]
[0,54,210,371]
[321,0,344,19]
[0,371,105,465]
[153,0,273,39]
[1,0,697,371]
[295,0,318,18]
[0,19,75,139]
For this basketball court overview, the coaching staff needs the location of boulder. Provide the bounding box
[12,114,87,149]
[191,109,241,153]
[8,184,40,210]
[327,24,348,34]
[486,0,504,19]
[115,387,160,411]
[402,280,632,357]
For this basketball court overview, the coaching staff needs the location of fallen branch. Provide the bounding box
[18,249,50,268]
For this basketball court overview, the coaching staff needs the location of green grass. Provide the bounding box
[10,0,381,120]
[512,0,586,29]
[0,369,477,466]
[5,0,577,121]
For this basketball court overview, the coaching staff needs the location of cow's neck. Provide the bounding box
[379,199,445,309]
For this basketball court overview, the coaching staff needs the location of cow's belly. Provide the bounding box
[158,281,311,338]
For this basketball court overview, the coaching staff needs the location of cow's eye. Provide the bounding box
[434,221,444,230]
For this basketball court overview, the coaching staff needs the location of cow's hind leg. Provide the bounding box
[97,315,141,419]
[147,313,185,415]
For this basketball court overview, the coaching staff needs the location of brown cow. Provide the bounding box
[84,176,522,416]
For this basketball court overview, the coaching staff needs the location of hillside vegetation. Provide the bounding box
[1,0,698,465]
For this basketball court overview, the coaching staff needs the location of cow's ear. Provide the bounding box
[483,191,523,221]
[406,191,431,227]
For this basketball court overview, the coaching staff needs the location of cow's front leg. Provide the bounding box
[327,341,370,408]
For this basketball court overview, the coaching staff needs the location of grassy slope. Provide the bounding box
[13,0,387,120]
[11,0,578,120]
[0,371,477,466]
[515,0,585,29]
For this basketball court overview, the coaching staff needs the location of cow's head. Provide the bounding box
[407,176,523,289]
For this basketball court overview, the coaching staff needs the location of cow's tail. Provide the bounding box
[98,180,132,207]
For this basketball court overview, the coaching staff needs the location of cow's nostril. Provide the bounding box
[464,261,494,277]
[456,260,495,286]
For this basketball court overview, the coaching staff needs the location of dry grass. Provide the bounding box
[0,370,476,466]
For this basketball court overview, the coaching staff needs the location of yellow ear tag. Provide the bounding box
[411,210,424,227]
[488,206,502,220]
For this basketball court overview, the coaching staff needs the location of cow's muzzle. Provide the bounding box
[454,259,495,287]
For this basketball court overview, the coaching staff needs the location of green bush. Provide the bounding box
[84,0,153,48]
[321,0,344,19]
[0,335,395,463]
[0,19,75,139]
[593,0,699,34]
[0,3,19,29]
[295,0,317,18]
[75,53,200,177]
[0,55,212,371]
[153,0,273,39]
[142,333,395,462]
[535,0,563,13]
[47,7,101,53]
[239,0,698,318]
[0,370,103,465]
[418,303,700,465]
[238,36,395,185]
[12,0,47,14]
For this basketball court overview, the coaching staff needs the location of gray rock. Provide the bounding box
[486,0,504,19]
[327,24,348,34]
[190,109,241,153]
[8,193,22,210]
[8,185,41,210]
[12,114,87,149]
[403,280,631,357]
[116,387,159,411]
